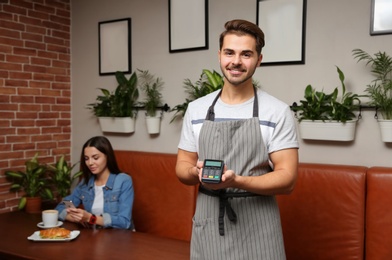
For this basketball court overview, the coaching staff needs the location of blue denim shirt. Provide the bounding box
[55,173,134,229]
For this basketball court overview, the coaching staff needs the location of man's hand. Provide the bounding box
[199,164,237,190]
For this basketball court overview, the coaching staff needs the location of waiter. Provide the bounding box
[175,19,299,260]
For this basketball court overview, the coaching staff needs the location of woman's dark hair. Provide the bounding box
[219,19,265,56]
[80,136,121,182]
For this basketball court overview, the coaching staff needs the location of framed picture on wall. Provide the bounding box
[99,18,131,76]
[371,0,392,35]
[256,0,307,66]
[168,0,209,53]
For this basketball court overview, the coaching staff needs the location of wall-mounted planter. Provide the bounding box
[298,120,358,141]
[98,117,135,133]
[377,119,392,142]
[146,115,161,134]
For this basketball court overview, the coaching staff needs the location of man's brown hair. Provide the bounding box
[219,19,265,56]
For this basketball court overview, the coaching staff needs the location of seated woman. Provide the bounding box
[55,136,134,229]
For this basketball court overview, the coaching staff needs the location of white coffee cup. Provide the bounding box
[42,210,59,227]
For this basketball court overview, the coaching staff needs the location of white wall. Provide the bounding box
[71,0,392,167]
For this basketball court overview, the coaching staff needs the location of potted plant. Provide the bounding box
[47,155,83,201]
[170,69,224,123]
[137,69,165,134]
[87,71,139,133]
[292,66,361,141]
[5,153,53,213]
[352,49,392,142]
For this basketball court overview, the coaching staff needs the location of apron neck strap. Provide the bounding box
[252,87,259,118]
[205,87,259,121]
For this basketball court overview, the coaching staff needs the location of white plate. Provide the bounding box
[27,230,80,242]
[37,221,63,229]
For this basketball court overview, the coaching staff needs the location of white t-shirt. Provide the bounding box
[178,89,299,154]
[92,184,105,216]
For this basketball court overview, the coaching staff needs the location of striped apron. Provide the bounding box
[190,88,286,260]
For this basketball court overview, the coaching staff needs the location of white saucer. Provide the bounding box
[37,221,63,229]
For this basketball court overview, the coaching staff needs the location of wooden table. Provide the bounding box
[0,211,190,260]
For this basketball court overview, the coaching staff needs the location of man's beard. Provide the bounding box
[220,64,256,86]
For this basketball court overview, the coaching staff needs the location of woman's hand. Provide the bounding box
[66,208,95,228]
[66,208,90,224]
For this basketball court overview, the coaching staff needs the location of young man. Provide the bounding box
[176,19,299,259]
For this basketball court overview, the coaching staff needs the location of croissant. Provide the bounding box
[39,227,71,239]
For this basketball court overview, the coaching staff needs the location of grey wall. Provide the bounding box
[71,0,392,167]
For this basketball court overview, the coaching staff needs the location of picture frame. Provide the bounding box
[256,0,307,66]
[99,18,131,76]
[370,0,392,35]
[168,0,208,53]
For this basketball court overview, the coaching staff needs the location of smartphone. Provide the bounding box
[201,159,224,184]
[62,200,76,209]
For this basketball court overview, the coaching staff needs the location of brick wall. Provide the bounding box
[0,0,71,213]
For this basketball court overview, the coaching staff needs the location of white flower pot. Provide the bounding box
[377,119,392,142]
[98,117,135,133]
[146,115,161,134]
[298,120,357,141]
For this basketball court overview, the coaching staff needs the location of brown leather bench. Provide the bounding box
[114,150,392,259]
[277,163,367,259]
[115,150,197,242]
[366,167,392,260]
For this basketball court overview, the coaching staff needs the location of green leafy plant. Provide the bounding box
[47,155,83,199]
[170,69,224,122]
[87,71,139,118]
[137,69,165,117]
[5,153,53,209]
[292,66,361,122]
[352,49,392,119]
